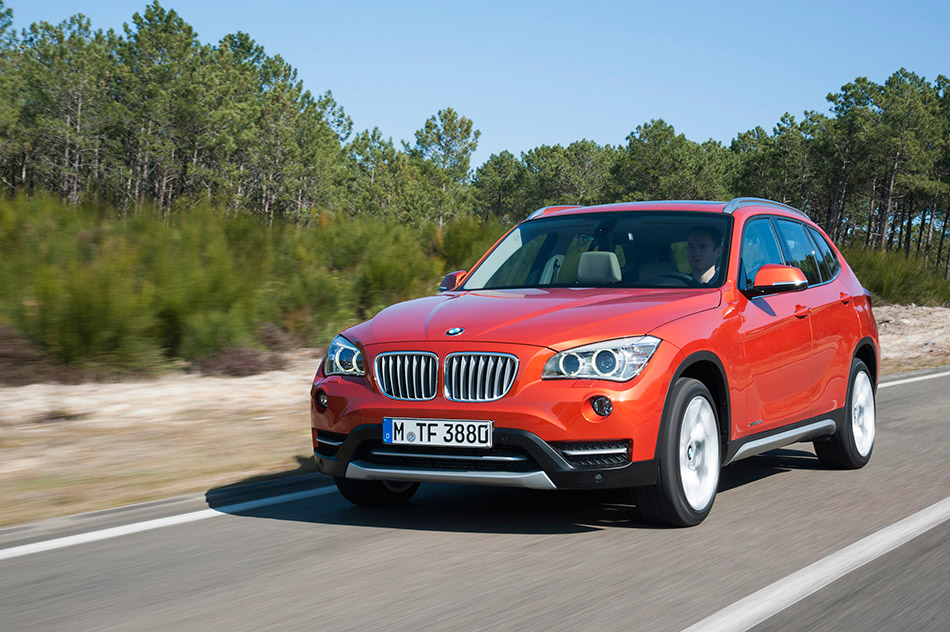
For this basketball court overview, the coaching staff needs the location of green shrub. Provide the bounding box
[0,196,512,378]
[356,225,443,317]
[179,309,254,361]
[843,247,950,306]
[434,216,510,272]
[13,240,162,372]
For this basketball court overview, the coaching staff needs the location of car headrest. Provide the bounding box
[577,251,621,284]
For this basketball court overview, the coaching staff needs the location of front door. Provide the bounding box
[735,216,816,436]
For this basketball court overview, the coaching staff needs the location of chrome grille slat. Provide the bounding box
[410,355,418,400]
[396,355,403,398]
[495,361,505,397]
[444,353,518,402]
[485,356,496,399]
[375,352,437,401]
[466,356,474,400]
[476,355,485,400]
[377,361,387,394]
[388,356,396,397]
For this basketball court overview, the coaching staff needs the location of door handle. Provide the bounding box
[795,305,811,319]
[840,292,851,305]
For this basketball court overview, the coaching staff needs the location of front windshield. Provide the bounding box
[462,212,731,290]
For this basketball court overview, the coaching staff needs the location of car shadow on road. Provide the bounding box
[207,476,652,534]
[205,448,823,535]
[718,447,823,493]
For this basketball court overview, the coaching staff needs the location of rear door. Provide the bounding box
[788,221,857,418]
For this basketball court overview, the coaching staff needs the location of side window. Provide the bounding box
[806,226,840,282]
[775,219,821,286]
[740,218,784,289]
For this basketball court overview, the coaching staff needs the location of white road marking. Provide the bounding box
[879,370,950,389]
[682,495,950,632]
[0,485,337,562]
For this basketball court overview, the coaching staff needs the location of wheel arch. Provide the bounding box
[658,351,732,458]
[853,337,878,387]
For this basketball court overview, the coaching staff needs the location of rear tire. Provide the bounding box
[814,358,875,469]
[334,477,420,507]
[635,378,721,527]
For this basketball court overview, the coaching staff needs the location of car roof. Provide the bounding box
[525,198,808,221]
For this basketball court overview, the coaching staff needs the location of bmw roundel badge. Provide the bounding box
[446,327,464,336]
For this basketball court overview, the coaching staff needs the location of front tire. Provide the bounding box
[335,477,420,507]
[635,378,721,527]
[814,358,875,469]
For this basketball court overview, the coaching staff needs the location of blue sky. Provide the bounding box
[6,0,948,167]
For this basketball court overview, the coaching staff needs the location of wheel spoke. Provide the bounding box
[851,371,875,457]
[678,395,720,511]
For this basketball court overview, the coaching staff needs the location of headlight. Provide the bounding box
[542,336,660,381]
[324,335,365,376]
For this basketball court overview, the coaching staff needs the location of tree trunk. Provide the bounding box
[937,207,950,276]
[798,143,810,211]
[879,157,900,250]
[889,204,902,251]
[21,152,29,193]
[780,152,789,204]
[865,178,878,248]
[915,204,927,258]
[924,190,938,261]
[63,113,71,201]
[904,195,913,257]
[72,94,83,204]
[827,143,850,235]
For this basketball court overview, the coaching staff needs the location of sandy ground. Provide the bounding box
[1,304,949,527]
[873,304,950,372]
[0,350,323,527]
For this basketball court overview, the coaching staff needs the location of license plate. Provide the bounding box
[382,418,493,448]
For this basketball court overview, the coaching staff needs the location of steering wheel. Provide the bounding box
[658,272,701,287]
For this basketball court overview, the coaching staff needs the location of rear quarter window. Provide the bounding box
[806,225,840,281]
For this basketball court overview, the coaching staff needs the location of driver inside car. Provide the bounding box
[687,225,722,285]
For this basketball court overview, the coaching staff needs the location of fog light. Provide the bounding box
[591,396,612,417]
[316,390,329,409]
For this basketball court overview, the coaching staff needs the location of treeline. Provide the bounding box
[1,2,950,276]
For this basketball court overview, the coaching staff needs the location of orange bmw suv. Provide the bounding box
[311,198,879,526]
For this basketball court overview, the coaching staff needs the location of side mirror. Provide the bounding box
[746,264,808,296]
[438,270,467,292]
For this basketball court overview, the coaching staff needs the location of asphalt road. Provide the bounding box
[1,367,948,632]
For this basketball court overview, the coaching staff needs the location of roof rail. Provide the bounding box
[722,197,809,219]
[525,205,582,221]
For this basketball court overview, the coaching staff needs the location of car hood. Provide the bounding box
[345,288,721,352]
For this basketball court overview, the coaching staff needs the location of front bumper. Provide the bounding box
[314,425,658,490]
